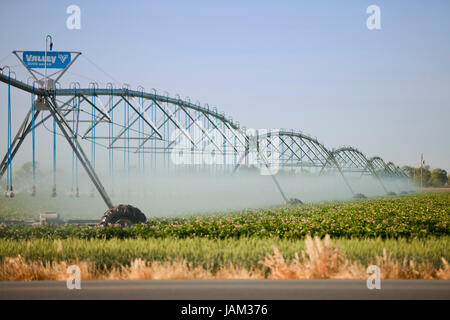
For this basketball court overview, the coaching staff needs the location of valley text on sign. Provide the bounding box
[23,51,71,69]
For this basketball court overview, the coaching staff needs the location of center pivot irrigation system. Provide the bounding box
[0,38,410,224]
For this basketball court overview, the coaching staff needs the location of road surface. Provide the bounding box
[1,279,449,300]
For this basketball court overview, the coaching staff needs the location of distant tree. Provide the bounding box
[402,165,431,187]
[402,165,414,178]
[413,165,431,187]
[20,162,35,175]
[430,168,448,187]
[402,165,449,188]
[15,161,39,185]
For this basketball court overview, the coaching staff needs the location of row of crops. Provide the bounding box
[1,191,448,240]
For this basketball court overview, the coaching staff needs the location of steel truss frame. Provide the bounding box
[0,72,409,209]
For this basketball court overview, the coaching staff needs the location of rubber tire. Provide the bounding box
[286,198,303,206]
[99,204,147,226]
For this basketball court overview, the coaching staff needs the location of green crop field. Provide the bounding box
[0,191,449,279]
[1,191,448,239]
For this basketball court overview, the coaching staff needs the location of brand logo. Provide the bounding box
[22,51,71,69]
[58,54,69,64]
[25,54,57,64]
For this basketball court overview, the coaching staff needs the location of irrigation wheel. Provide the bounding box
[286,198,303,206]
[99,204,147,226]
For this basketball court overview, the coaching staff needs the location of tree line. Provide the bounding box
[402,165,449,188]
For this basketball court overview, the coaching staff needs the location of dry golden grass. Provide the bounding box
[260,235,366,279]
[108,259,265,280]
[0,256,94,281]
[374,249,450,280]
[260,235,450,280]
[109,259,211,280]
[1,235,449,280]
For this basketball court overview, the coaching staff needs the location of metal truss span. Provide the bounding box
[0,72,411,208]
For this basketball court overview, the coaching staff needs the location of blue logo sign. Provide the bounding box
[23,51,71,69]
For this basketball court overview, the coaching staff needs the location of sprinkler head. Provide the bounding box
[386,192,397,196]
[31,185,36,197]
[75,187,80,198]
[52,185,57,197]
[5,186,14,198]
[5,191,14,198]
[352,193,366,199]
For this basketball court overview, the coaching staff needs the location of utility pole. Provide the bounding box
[420,153,423,189]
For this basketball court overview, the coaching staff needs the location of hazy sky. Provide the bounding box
[0,0,449,172]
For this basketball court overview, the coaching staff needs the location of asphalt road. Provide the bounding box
[1,279,449,300]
